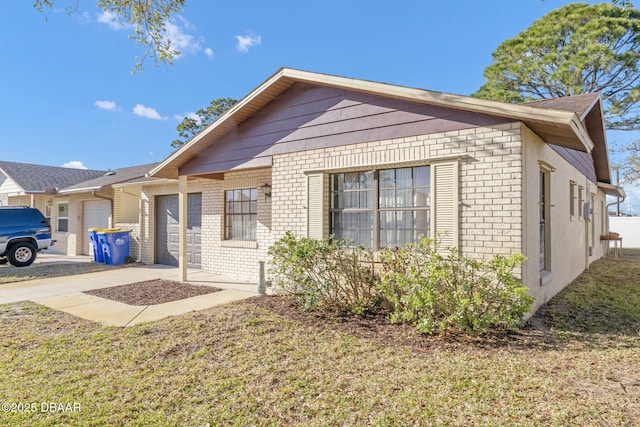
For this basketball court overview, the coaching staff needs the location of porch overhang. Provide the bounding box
[598,182,626,198]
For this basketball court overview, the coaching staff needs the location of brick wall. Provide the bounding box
[141,172,272,281]
[143,123,524,282]
[200,169,273,280]
[271,122,524,263]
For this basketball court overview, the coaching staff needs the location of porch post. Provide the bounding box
[178,175,188,281]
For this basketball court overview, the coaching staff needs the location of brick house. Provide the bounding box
[148,68,625,311]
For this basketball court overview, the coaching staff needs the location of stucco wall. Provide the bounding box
[521,125,607,311]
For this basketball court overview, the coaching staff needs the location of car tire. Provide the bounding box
[8,242,37,267]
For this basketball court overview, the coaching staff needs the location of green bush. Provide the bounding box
[377,236,533,334]
[268,233,533,334]
[267,232,380,314]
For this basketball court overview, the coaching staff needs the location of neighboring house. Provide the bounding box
[148,68,624,312]
[0,161,106,205]
[0,161,107,234]
[55,163,162,260]
[0,161,163,261]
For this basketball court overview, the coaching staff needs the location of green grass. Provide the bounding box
[1,251,639,425]
[537,250,640,336]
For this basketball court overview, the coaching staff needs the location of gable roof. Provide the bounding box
[149,68,606,182]
[522,93,601,119]
[0,161,106,194]
[59,163,161,194]
[522,93,611,183]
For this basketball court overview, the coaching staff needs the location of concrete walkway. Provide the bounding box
[0,264,257,327]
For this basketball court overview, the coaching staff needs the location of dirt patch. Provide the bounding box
[85,279,222,306]
[245,295,552,353]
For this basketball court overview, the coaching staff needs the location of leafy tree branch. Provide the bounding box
[474,3,640,132]
[34,0,185,73]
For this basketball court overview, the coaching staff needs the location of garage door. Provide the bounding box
[83,200,111,255]
[155,193,202,268]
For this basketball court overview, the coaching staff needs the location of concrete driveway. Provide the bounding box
[0,261,257,327]
[0,251,96,266]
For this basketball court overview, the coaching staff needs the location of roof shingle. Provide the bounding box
[59,163,160,193]
[0,161,106,193]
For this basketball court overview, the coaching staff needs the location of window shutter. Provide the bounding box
[307,172,324,239]
[431,161,459,249]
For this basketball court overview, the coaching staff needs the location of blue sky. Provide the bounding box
[1,0,638,212]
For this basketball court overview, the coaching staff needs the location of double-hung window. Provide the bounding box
[224,188,257,240]
[569,181,577,220]
[57,202,69,232]
[540,168,552,273]
[329,171,374,247]
[330,166,430,249]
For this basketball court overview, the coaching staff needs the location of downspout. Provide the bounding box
[92,189,114,228]
[119,188,144,263]
[606,195,627,218]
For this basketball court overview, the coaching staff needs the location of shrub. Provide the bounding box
[377,236,533,334]
[267,232,380,314]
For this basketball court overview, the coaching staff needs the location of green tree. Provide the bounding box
[171,98,238,148]
[474,3,640,131]
[34,0,185,72]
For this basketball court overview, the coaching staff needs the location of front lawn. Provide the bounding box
[1,251,639,426]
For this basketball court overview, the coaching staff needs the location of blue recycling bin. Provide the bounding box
[88,228,108,262]
[97,230,131,265]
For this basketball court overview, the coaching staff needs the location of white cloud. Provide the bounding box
[97,10,125,30]
[96,13,208,59]
[93,100,119,111]
[174,112,200,123]
[163,19,202,56]
[133,104,166,120]
[235,32,262,53]
[62,161,88,170]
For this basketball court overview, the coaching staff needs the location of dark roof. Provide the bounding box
[59,163,160,193]
[0,161,106,194]
[522,93,611,183]
[521,93,600,119]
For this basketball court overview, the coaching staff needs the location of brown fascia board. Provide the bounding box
[149,68,595,179]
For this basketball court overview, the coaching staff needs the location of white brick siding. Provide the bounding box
[271,123,524,264]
